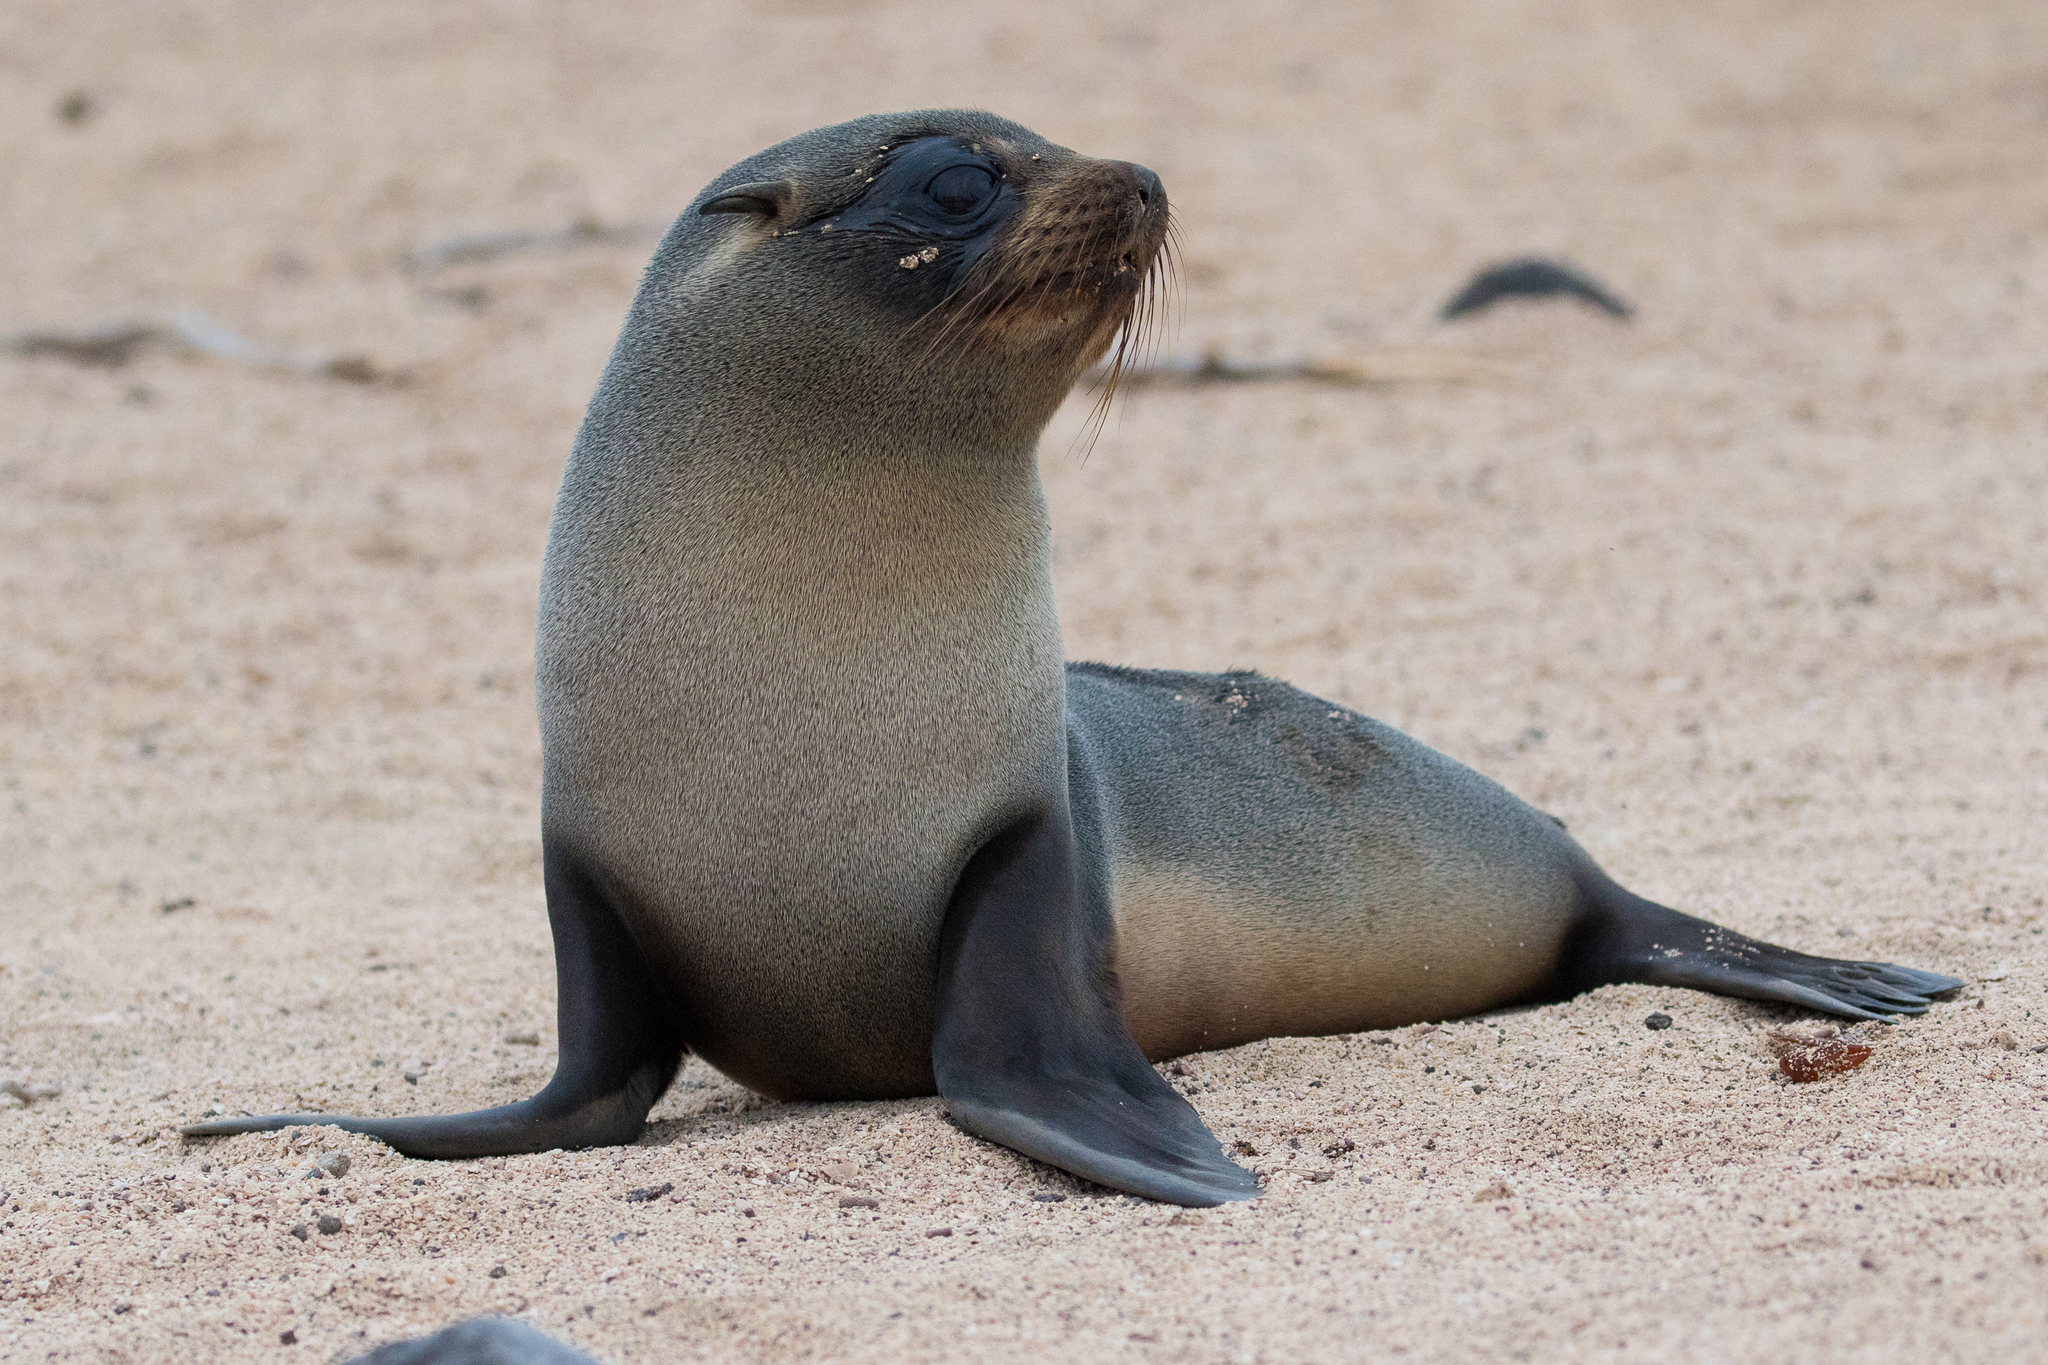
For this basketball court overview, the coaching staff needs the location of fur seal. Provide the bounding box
[183,110,1960,1206]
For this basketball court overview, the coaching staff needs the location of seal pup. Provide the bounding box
[184,111,1960,1206]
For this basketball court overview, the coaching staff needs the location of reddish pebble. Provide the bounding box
[1778,1040,1872,1082]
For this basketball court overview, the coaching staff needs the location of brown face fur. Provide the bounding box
[923,151,1172,374]
[685,115,1173,439]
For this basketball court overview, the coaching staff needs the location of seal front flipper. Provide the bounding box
[1555,871,1965,1021]
[932,808,1260,1207]
[180,844,684,1156]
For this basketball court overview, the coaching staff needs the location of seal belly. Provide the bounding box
[1066,663,1585,1058]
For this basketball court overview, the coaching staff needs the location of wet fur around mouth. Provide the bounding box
[916,156,1177,409]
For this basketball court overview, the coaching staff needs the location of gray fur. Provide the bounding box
[539,111,1089,1099]
[1069,665,1588,1057]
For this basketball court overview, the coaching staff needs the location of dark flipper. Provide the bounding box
[1553,870,1964,1021]
[180,845,684,1156]
[932,808,1260,1207]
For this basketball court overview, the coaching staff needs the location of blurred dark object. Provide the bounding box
[1440,257,1632,321]
[343,1317,601,1365]
[56,90,95,125]
[3,311,390,383]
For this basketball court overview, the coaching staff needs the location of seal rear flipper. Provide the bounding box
[181,843,685,1157]
[932,810,1260,1207]
[1556,872,1965,1021]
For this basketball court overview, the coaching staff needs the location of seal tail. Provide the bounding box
[180,845,685,1157]
[1554,869,1964,1021]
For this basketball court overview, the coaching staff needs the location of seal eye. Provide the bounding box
[927,165,997,217]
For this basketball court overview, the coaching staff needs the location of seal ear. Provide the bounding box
[698,180,794,219]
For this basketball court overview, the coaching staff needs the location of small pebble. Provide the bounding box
[838,1195,879,1209]
[1232,1140,1259,1157]
[1778,1040,1872,1083]
[279,1329,298,1346]
[489,1266,507,1279]
[290,1224,309,1241]
[1645,1013,1673,1030]
[926,1226,952,1238]
[1031,1193,1066,1203]
[624,1183,673,1203]
[317,1151,350,1178]
[316,1214,343,1235]
[503,1030,540,1046]
[56,90,96,125]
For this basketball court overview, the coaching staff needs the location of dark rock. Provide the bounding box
[622,1183,672,1203]
[1440,257,1633,321]
[290,1224,309,1241]
[316,1214,343,1235]
[341,1317,601,1364]
[1644,1013,1674,1031]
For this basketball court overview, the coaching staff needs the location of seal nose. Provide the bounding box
[1130,164,1165,211]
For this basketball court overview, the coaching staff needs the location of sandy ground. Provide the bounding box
[4,2,2047,1361]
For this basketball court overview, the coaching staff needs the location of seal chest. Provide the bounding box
[539,448,1064,1099]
